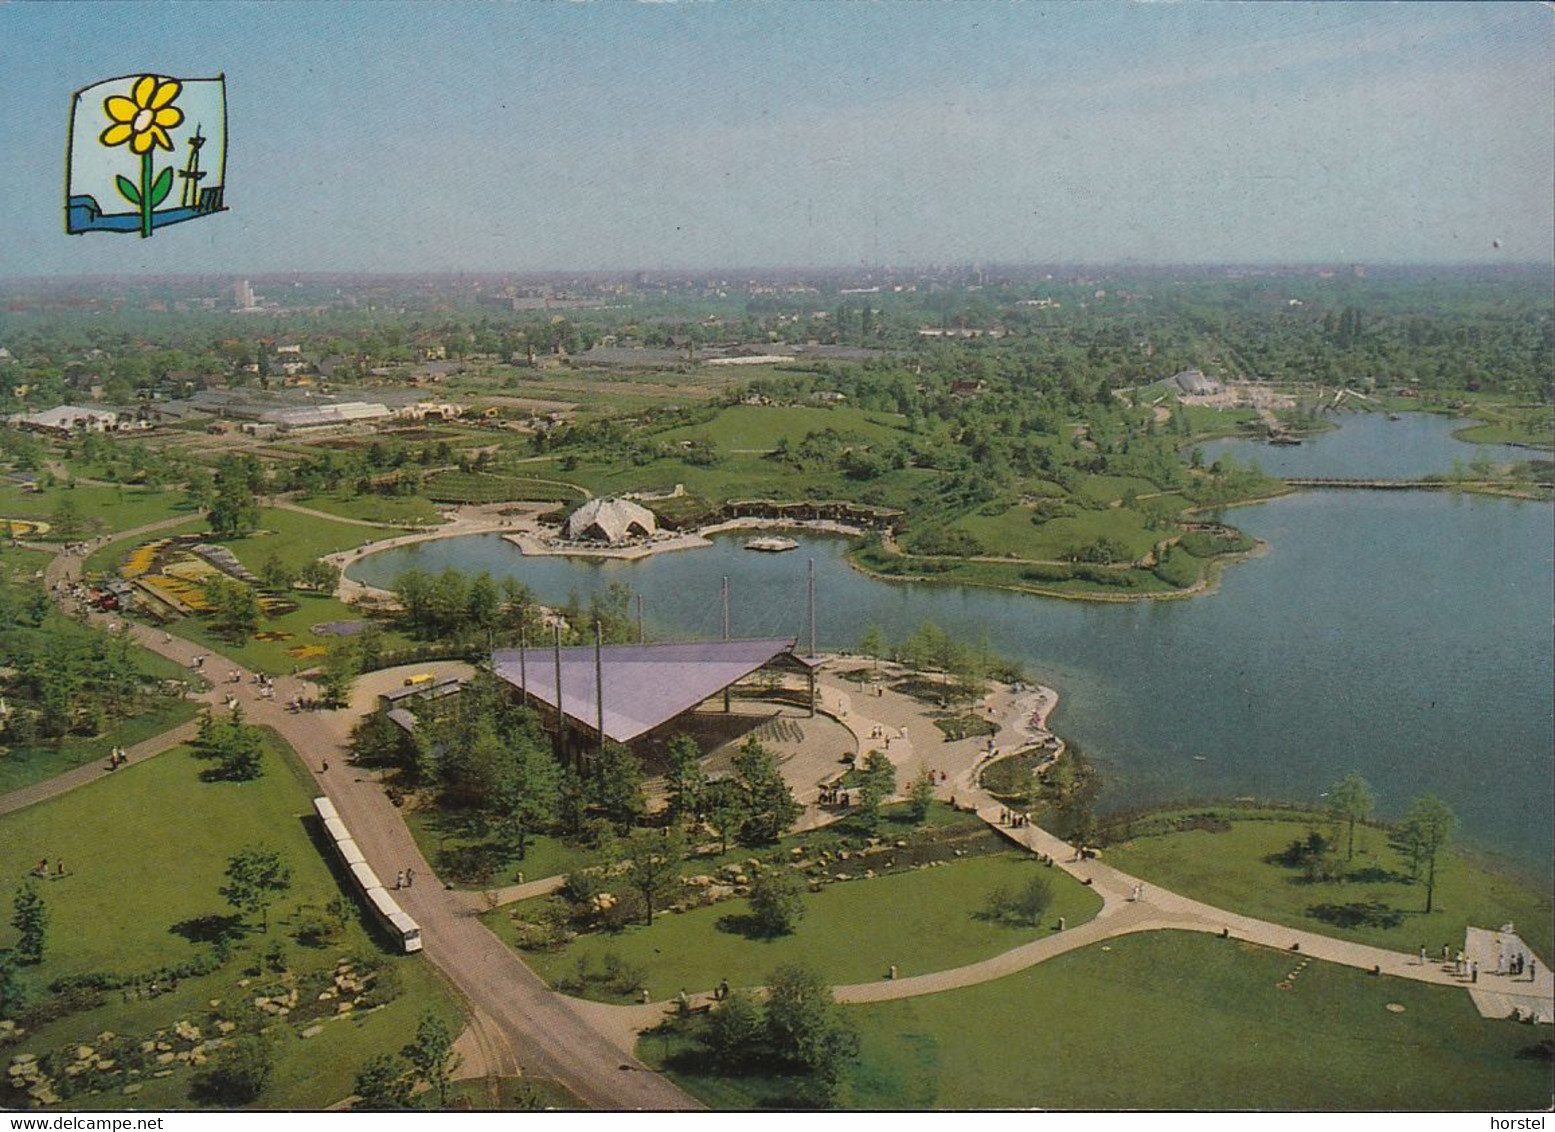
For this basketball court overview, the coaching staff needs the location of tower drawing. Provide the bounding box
[178,125,207,209]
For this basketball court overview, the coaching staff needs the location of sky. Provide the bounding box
[1,1,1550,276]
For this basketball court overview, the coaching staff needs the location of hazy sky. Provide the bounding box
[2,1,1550,275]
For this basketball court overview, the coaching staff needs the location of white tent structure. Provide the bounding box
[563,497,658,544]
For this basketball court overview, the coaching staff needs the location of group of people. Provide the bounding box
[818,785,851,808]
[394,868,417,890]
[105,745,130,771]
[997,808,1031,828]
[30,858,66,879]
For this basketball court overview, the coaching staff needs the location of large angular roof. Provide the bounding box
[563,497,657,543]
[491,637,800,744]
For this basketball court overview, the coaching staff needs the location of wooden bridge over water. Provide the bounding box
[1284,478,1516,490]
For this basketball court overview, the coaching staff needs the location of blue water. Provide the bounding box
[352,416,1554,876]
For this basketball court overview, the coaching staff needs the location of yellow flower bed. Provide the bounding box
[2,518,50,537]
[286,644,327,659]
[121,542,162,579]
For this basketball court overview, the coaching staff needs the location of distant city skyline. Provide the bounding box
[2,2,1550,277]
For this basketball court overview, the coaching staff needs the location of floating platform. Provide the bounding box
[745,536,799,553]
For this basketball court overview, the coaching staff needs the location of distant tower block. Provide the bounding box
[179,126,208,209]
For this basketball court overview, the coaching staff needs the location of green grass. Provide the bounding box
[0,730,465,1111]
[1102,814,1554,964]
[443,1075,582,1111]
[643,931,1551,1110]
[653,404,910,452]
[402,809,598,890]
[213,507,382,576]
[490,853,1102,1001]
[837,932,1551,1109]
[295,493,444,526]
[953,502,1162,562]
[0,483,195,537]
[167,593,410,676]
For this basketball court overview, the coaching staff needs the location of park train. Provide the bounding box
[312,796,423,953]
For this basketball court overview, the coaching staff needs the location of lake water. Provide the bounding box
[351,415,1554,877]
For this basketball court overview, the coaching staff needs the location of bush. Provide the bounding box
[193,1034,273,1105]
[748,870,806,937]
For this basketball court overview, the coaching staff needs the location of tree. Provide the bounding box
[205,576,261,642]
[748,868,805,937]
[0,953,23,1017]
[205,706,265,781]
[764,964,860,1105]
[207,479,260,538]
[258,553,292,592]
[1394,795,1457,913]
[352,1054,415,1111]
[664,734,707,825]
[856,623,888,667]
[493,739,562,863]
[297,558,339,594]
[10,881,47,964]
[197,1034,273,1104]
[701,777,746,855]
[220,846,293,932]
[1327,772,1375,861]
[733,737,800,846]
[856,750,896,829]
[590,742,645,828]
[704,988,764,1069]
[906,764,936,823]
[402,1012,460,1108]
[50,494,83,538]
[620,829,684,925]
[318,642,359,708]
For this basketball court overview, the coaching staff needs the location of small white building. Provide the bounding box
[8,405,136,435]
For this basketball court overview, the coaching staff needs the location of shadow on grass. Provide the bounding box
[170,913,246,945]
[1306,900,1406,930]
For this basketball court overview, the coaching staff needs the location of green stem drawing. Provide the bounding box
[139,151,153,238]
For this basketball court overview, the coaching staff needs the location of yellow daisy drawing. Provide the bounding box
[100,75,184,154]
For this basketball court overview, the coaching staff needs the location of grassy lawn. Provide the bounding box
[167,593,409,676]
[1102,813,1554,964]
[490,853,1102,1001]
[0,698,200,797]
[444,1075,582,1111]
[0,730,465,1111]
[295,493,445,526]
[644,931,1552,1110]
[653,405,910,451]
[954,502,1162,561]
[213,507,382,576]
[0,483,195,538]
[403,808,598,890]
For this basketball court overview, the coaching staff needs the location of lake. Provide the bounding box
[351,414,1554,877]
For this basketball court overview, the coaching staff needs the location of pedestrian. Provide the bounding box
[1528,960,1538,984]
[321,759,329,773]
[1418,945,1427,966]
[1057,916,1066,931]
[55,859,65,878]
[1471,961,1478,984]
[163,631,172,644]
[395,870,405,890]
[405,868,415,888]
[1441,943,1450,965]
[34,858,47,878]
[717,978,729,1002]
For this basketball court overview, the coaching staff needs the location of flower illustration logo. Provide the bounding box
[100,75,183,237]
[66,73,227,239]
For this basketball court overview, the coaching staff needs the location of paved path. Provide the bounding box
[0,717,202,819]
[12,537,699,1112]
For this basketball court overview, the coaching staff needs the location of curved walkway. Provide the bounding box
[14,535,698,1111]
